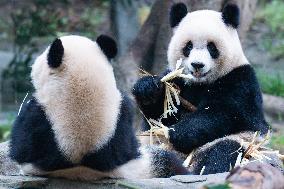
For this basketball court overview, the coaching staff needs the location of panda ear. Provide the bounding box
[222,3,240,29]
[96,35,117,59]
[170,3,188,28]
[48,38,64,68]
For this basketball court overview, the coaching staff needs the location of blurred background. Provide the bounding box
[0,0,283,152]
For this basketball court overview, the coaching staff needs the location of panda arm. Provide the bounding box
[168,99,238,154]
[132,70,185,119]
[132,75,166,119]
[9,97,73,171]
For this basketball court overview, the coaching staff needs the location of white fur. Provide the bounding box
[20,163,45,176]
[183,48,214,83]
[167,10,249,83]
[31,36,122,163]
[111,147,153,179]
[20,147,153,180]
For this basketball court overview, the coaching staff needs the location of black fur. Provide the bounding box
[189,139,243,174]
[96,35,118,59]
[81,96,140,172]
[222,3,240,28]
[133,74,184,129]
[10,96,140,172]
[148,146,188,177]
[132,65,269,154]
[9,97,73,171]
[48,38,64,68]
[132,76,165,120]
[170,3,188,28]
[182,41,193,57]
[10,95,189,177]
[207,42,220,59]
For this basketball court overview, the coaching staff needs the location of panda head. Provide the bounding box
[168,3,249,83]
[31,35,118,102]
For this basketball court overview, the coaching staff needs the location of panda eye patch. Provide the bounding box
[207,42,220,59]
[182,41,193,57]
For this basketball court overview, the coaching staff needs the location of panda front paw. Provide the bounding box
[132,76,165,106]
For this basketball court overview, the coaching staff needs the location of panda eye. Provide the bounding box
[207,42,220,59]
[182,41,193,57]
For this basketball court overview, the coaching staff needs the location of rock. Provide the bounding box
[263,94,284,119]
[0,174,229,189]
[0,141,228,188]
[0,141,20,175]
[116,173,228,189]
[226,162,284,189]
[1,141,282,189]
[0,175,47,188]
[0,172,229,189]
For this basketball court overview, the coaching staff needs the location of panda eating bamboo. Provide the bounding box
[133,3,270,174]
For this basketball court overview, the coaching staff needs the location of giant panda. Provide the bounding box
[132,3,269,175]
[9,35,188,180]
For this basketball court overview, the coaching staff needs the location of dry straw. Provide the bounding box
[139,59,195,145]
[234,131,284,167]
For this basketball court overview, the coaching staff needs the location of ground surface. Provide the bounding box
[0,140,229,189]
[0,173,228,189]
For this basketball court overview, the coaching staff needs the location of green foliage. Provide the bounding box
[75,7,106,39]
[0,125,10,142]
[259,0,284,33]
[257,0,284,58]
[256,70,284,97]
[269,134,284,153]
[1,0,70,93]
[203,183,231,189]
[271,135,284,147]
[0,114,15,142]
[1,0,107,96]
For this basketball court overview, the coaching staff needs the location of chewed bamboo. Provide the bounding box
[161,58,193,119]
[232,131,284,168]
[139,58,196,144]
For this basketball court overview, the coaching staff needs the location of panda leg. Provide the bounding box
[189,137,243,175]
[147,146,189,177]
[111,146,188,179]
[20,163,48,176]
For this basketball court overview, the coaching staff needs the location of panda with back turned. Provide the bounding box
[9,35,188,180]
[133,3,269,174]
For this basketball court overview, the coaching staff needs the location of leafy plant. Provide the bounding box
[0,113,15,142]
[256,70,284,97]
[269,135,284,153]
[2,0,69,94]
[257,0,284,58]
[203,183,231,189]
[1,1,107,106]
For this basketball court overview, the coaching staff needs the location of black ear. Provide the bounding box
[48,38,64,68]
[170,3,188,28]
[96,35,117,59]
[222,3,240,28]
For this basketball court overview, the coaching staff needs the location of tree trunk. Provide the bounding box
[110,0,139,56]
[113,0,172,93]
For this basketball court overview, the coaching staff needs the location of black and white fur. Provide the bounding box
[133,4,269,175]
[9,35,188,180]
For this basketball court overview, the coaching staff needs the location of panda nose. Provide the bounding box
[191,62,205,70]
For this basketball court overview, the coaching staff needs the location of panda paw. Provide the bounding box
[132,76,165,106]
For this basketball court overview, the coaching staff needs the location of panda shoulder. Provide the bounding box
[222,65,258,86]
